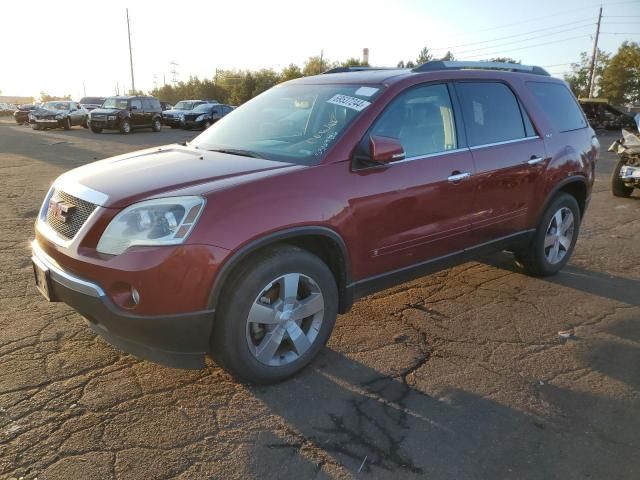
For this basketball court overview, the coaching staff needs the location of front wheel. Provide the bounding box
[31,124,40,130]
[211,246,338,384]
[611,158,635,197]
[120,119,131,134]
[63,117,71,130]
[90,125,102,133]
[515,193,581,277]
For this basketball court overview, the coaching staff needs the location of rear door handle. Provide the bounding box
[447,172,471,182]
[527,156,545,165]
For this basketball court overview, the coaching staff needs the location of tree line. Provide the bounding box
[565,41,640,105]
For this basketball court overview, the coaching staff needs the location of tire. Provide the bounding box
[63,117,71,130]
[83,117,89,129]
[515,193,581,277]
[90,125,102,133]
[120,119,131,134]
[611,158,634,197]
[152,117,162,132]
[203,120,212,129]
[31,124,40,130]
[211,245,338,384]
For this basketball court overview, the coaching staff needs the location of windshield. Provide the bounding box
[192,103,213,113]
[191,84,382,164]
[44,101,71,111]
[174,101,199,110]
[102,98,129,109]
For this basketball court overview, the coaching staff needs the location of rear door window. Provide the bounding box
[370,83,457,158]
[130,99,142,110]
[455,82,528,146]
[527,82,587,132]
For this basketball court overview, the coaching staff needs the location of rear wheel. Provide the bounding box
[515,193,580,277]
[31,124,40,130]
[120,119,131,134]
[152,117,162,132]
[611,158,635,197]
[211,246,338,384]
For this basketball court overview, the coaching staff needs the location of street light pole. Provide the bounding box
[126,8,136,93]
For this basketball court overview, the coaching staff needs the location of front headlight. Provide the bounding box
[195,114,205,121]
[97,196,205,255]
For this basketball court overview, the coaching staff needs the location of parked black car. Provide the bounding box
[162,100,215,128]
[14,104,37,124]
[79,97,106,111]
[29,101,89,130]
[183,103,232,129]
[89,96,163,134]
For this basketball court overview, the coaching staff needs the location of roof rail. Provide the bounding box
[322,66,396,74]
[412,60,550,76]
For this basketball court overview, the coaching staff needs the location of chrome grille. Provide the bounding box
[45,190,97,240]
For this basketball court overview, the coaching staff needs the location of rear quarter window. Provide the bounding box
[527,82,587,132]
[454,82,528,147]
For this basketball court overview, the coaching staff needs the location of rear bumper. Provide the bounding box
[32,241,214,369]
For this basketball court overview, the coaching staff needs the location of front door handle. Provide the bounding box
[447,172,471,182]
[527,156,545,165]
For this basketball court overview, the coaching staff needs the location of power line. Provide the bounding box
[430,18,594,51]
[447,24,595,56]
[460,34,592,60]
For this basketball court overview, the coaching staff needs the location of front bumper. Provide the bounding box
[31,240,215,369]
[89,118,120,130]
[163,117,183,127]
[620,165,640,182]
[32,118,62,127]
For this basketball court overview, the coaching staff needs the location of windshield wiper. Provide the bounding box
[208,148,264,159]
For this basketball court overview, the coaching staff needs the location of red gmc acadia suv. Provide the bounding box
[32,61,599,384]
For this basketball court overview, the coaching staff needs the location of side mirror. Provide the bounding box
[369,135,405,164]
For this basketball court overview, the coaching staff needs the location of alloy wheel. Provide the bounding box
[544,207,574,264]
[245,273,324,366]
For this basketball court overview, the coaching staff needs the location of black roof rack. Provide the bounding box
[322,66,397,74]
[412,60,550,76]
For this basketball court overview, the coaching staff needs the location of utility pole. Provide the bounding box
[587,6,603,98]
[320,49,323,71]
[169,61,179,86]
[126,8,136,93]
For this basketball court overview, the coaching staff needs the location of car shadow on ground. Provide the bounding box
[483,252,640,307]
[249,348,639,479]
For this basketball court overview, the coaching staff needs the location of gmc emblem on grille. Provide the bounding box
[48,199,76,223]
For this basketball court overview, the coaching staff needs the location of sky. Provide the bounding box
[1,0,639,100]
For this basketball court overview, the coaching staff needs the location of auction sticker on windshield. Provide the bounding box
[327,94,371,112]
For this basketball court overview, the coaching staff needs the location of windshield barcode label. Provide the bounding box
[327,94,371,112]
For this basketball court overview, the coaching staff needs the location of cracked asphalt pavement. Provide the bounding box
[0,118,639,479]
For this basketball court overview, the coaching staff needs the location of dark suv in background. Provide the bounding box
[183,103,232,129]
[89,96,163,134]
[163,100,215,128]
[32,61,598,384]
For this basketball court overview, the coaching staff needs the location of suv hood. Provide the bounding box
[53,145,302,208]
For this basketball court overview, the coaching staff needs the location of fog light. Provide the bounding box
[131,287,140,305]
